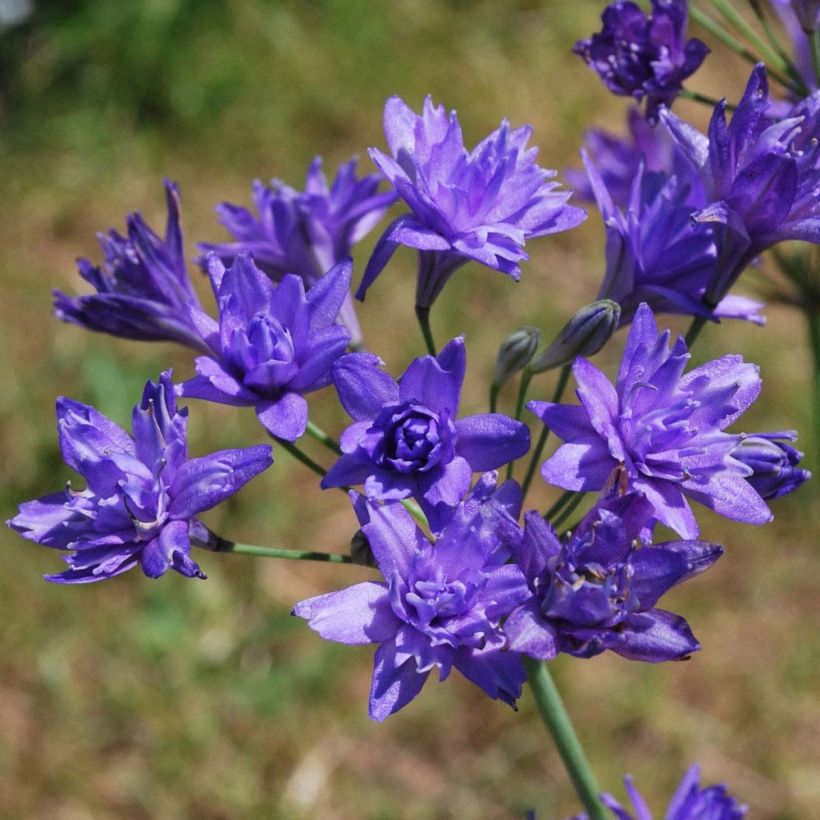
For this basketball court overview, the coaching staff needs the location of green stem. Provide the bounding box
[194,530,353,564]
[551,491,585,531]
[543,489,576,524]
[521,365,572,499]
[811,30,820,83]
[747,0,805,85]
[489,382,500,414]
[525,659,608,820]
[684,315,708,348]
[680,88,735,111]
[415,305,437,357]
[275,437,328,478]
[306,420,342,455]
[507,367,534,480]
[709,0,790,75]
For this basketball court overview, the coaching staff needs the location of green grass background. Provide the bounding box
[0,2,817,817]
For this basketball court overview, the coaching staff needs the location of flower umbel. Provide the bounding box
[293,474,529,721]
[358,96,586,308]
[322,337,530,531]
[7,372,273,583]
[529,303,773,538]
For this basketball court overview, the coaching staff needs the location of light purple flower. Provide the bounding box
[505,494,721,663]
[199,157,395,345]
[529,303,772,538]
[358,96,586,308]
[731,431,811,500]
[583,149,765,326]
[574,764,747,819]
[661,65,820,308]
[573,1,709,121]
[321,337,530,531]
[179,254,351,442]
[54,180,209,352]
[7,372,272,583]
[293,474,529,721]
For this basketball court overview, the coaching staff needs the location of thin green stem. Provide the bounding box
[415,305,437,357]
[521,365,572,499]
[710,0,790,74]
[489,382,500,414]
[543,489,576,523]
[525,659,608,820]
[306,420,342,455]
[507,368,534,480]
[551,491,585,531]
[747,0,804,85]
[193,529,354,564]
[811,30,820,83]
[680,88,735,111]
[685,315,709,348]
[275,437,328,478]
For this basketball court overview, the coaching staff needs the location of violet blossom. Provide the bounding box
[179,254,351,442]
[661,65,820,309]
[357,96,586,308]
[321,337,530,531]
[574,764,747,819]
[583,149,765,326]
[573,1,709,121]
[505,494,721,663]
[529,303,773,538]
[7,372,273,583]
[54,180,209,352]
[199,157,395,345]
[731,431,811,500]
[293,474,529,721]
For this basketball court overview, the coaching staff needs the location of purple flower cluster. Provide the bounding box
[322,338,530,530]
[359,96,586,307]
[200,157,395,345]
[573,1,709,121]
[7,372,272,583]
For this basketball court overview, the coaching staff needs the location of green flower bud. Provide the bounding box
[493,326,540,388]
[529,300,621,373]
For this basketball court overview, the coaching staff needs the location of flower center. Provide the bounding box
[371,401,453,473]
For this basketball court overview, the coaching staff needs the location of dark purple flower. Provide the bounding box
[54,180,209,352]
[583,149,765,326]
[575,764,747,819]
[573,1,709,121]
[505,494,721,663]
[566,108,686,208]
[293,474,529,721]
[7,372,272,583]
[357,96,586,308]
[529,303,772,538]
[661,65,820,308]
[321,338,530,531]
[179,254,351,442]
[731,431,811,500]
[199,157,395,346]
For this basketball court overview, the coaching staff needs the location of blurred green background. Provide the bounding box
[0,1,817,817]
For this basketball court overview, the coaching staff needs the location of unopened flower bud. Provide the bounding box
[529,299,621,373]
[732,431,812,500]
[493,326,540,388]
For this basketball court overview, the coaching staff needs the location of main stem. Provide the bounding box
[525,659,607,820]
[415,305,437,357]
[195,530,353,564]
[684,315,708,348]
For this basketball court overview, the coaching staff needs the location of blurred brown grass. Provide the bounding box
[0,2,818,817]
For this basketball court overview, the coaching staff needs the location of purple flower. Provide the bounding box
[321,338,530,531]
[772,1,818,92]
[54,180,208,352]
[566,108,685,208]
[731,431,811,500]
[6,372,272,583]
[505,494,721,663]
[199,157,395,346]
[573,1,709,121]
[583,149,765,326]
[179,254,351,442]
[661,65,820,308]
[529,303,772,538]
[357,96,586,308]
[293,474,529,721]
[787,0,820,32]
[576,764,747,819]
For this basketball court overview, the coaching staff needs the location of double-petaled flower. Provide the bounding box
[358,96,585,308]
[54,180,208,352]
[180,254,352,442]
[294,474,530,721]
[321,338,530,531]
[7,372,272,583]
